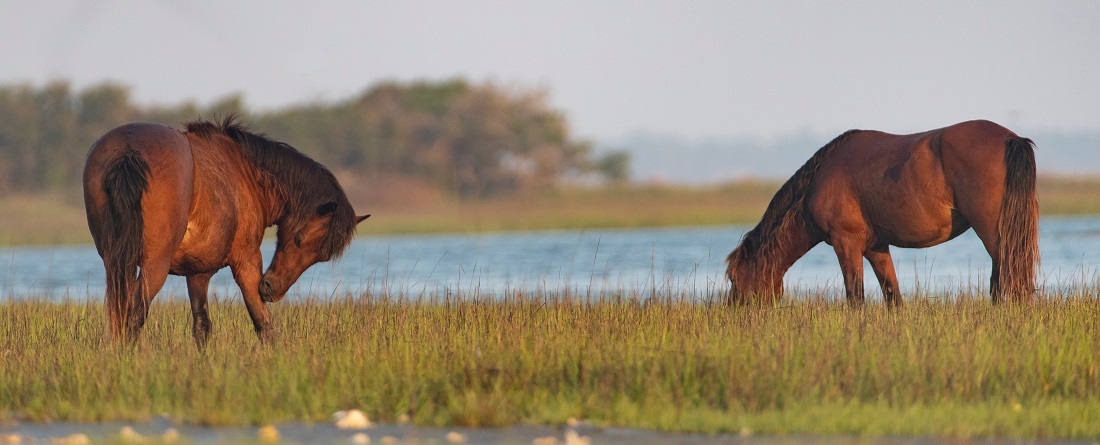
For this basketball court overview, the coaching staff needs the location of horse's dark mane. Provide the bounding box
[728,129,861,267]
[185,115,357,259]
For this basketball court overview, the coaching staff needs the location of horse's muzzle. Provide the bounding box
[259,278,278,303]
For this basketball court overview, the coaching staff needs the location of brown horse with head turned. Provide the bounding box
[83,117,369,346]
[726,120,1038,305]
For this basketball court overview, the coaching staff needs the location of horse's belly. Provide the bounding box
[170,221,232,275]
[885,231,953,248]
[874,209,970,248]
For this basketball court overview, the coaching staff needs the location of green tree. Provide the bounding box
[596,151,631,184]
[0,79,630,198]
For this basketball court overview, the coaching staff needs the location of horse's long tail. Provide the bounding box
[101,151,150,339]
[995,137,1039,303]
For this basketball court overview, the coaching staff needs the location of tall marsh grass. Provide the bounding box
[1,291,1098,439]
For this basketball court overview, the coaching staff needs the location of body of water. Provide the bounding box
[3,215,1100,302]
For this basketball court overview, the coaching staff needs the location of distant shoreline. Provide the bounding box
[4,177,1100,246]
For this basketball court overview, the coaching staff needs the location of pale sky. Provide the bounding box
[2,1,1098,140]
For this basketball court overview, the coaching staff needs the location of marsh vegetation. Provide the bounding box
[2,292,1097,439]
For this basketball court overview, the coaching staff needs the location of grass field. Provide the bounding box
[4,176,1100,245]
[2,292,1098,439]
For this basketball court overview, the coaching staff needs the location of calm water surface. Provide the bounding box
[4,215,1100,301]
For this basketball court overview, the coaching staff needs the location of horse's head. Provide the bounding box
[725,240,783,305]
[260,201,369,302]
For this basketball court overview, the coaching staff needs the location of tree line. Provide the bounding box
[0,79,629,198]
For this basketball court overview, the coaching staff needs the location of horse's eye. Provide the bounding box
[317,202,338,216]
[293,233,302,247]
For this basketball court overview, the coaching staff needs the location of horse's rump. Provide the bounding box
[84,123,193,339]
[91,146,151,337]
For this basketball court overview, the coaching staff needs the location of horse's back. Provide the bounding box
[86,122,190,166]
[809,121,1017,248]
[84,122,194,261]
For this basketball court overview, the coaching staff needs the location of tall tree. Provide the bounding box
[0,79,629,197]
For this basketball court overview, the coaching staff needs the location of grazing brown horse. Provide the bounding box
[726,120,1038,305]
[83,117,369,346]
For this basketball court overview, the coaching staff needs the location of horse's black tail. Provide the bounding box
[995,137,1039,303]
[101,151,150,340]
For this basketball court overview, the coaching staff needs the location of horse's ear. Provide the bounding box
[356,214,371,224]
[317,202,338,216]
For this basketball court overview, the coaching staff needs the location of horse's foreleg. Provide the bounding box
[865,245,902,307]
[230,255,274,343]
[832,242,865,306]
[186,273,214,349]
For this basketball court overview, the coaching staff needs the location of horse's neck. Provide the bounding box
[251,160,335,229]
[246,163,291,228]
[756,216,820,282]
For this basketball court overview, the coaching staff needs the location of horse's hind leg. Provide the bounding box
[865,245,902,307]
[187,272,214,349]
[126,258,171,342]
[960,214,1002,302]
